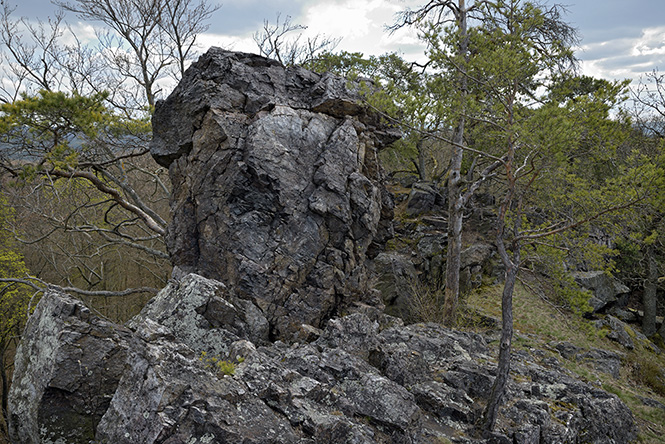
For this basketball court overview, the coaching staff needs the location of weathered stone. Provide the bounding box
[411,381,475,423]
[577,348,624,379]
[151,48,397,340]
[417,233,447,259]
[553,341,582,360]
[371,252,417,318]
[10,283,638,444]
[8,290,133,444]
[573,270,630,313]
[610,307,639,323]
[96,335,301,444]
[404,181,445,217]
[553,341,624,378]
[460,243,494,269]
[640,396,665,410]
[595,315,636,349]
[129,273,269,351]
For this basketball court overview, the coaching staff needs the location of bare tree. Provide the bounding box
[160,0,220,77]
[253,13,340,67]
[632,69,665,138]
[0,0,219,299]
[0,3,69,101]
[57,0,219,108]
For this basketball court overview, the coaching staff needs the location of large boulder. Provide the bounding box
[151,48,399,339]
[8,290,133,444]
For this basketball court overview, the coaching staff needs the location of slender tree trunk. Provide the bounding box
[481,252,518,436]
[643,247,658,336]
[442,0,468,326]
[0,344,8,427]
[655,252,665,340]
[658,304,665,342]
[481,86,518,436]
[417,139,427,181]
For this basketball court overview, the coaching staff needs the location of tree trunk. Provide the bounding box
[481,238,518,436]
[643,247,658,336]
[417,139,427,181]
[481,87,518,436]
[442,135,464,324]
[0,344,8,427]
[656,256,665,340]
[658,303,665,342]
[442,0,468,326]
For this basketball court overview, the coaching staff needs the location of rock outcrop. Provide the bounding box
[10,276,637,443]
[573,271,630,313]
[151,48,398,340]
[8,50,638,444]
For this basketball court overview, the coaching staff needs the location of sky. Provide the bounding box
[9,0,665,86]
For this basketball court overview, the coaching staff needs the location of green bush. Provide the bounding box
[199,352,239,377]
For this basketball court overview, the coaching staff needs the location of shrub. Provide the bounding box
[199,352,239,377]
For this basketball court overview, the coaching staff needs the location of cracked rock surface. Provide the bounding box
[151,48,398,340]
[9,275,637,443]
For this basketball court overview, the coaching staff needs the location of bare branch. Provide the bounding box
[0,277,159,297]
[48,168,167,236]
[253,13,340,67]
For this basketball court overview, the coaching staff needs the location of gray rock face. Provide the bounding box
[553,341,624,378]
[8,290,133,444]
[404,182,445,217]
[9,275,638,444]
[151,48,398,339]
[573,271,630,313]
[371,252,418,319]
[592,315,655,351]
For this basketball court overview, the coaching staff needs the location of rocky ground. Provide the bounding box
[8,274,639,443]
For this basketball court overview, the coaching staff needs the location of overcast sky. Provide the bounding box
[11,0,665,86]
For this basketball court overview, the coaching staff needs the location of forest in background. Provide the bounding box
[0,0,663,440]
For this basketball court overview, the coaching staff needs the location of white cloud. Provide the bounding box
[580,59,632,82]
[632,26,665,56]
[577,26,665,84]
[196,33,257,54]
[60,22,97,46]
[303,0,386,41]
[297,0,425,58]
